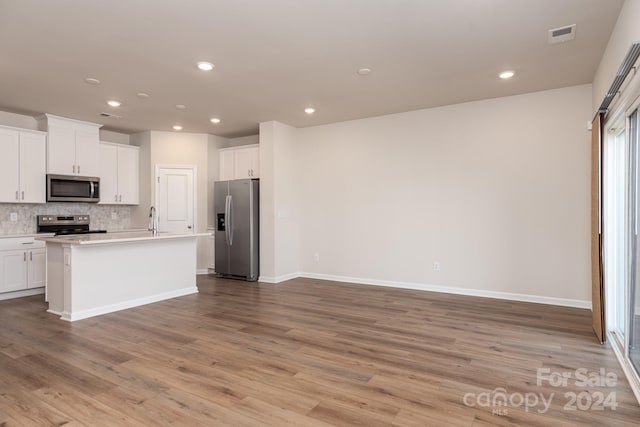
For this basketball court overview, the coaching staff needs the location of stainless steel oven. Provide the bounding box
[46,174,100,203]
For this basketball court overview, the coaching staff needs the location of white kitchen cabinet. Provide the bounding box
[98,142,139,205]
[0,126,46,203]
[0,238,46,294]
[219,145,259,180]
[0,250,28,292]
[219,150,235,181]
[27,248,46,288]
[37,114,102,177]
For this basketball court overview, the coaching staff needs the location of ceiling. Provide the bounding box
[0,0,624,138]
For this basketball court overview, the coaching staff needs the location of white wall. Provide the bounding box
[259,123,276,280]
[592,0,640,113]
[130,131,151,228]
[0,111,39,129]
[207,134,230,228]
[259,122,300,282]
[132,131,210,271]
[100,129,131,145]
[293,85,592,305]
[225,134,259,148]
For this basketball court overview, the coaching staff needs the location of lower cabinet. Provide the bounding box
[0,238,46,294]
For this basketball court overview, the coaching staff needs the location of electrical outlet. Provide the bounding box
[9,213,17,222]
[313,253,320,263]
[433,261,440,272]
[111,212,118,220]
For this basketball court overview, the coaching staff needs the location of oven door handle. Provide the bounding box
[90,181,95,199]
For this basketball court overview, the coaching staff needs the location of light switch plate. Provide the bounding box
[9,213,17,222]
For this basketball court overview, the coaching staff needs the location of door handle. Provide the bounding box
[188,225,192,229]
[224,194,231,246]
[228,195,234,246]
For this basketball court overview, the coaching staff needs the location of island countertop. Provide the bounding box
[37,231,211,246]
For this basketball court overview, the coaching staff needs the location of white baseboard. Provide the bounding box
[196,269,211,275]
[297,272,591,309]
[258,272,300,284]
[0,287,45,301]
[58,287,199,322]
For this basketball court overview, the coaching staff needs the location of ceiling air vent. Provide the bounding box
[548,24,576,44]
[97,112,121,119]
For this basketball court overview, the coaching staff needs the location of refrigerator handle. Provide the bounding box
[225,194,232,246]
[228,194,234,246]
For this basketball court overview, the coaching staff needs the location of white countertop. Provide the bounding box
[37,231,211,245]
[0,232,55,239]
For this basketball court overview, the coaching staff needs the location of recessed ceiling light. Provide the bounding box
[106,100,121,107]
[210,118,221,124]
[176,104,187,110]
[84,78,100,85]
[136,92,150,99]
[197,61,215,71]
[304,107,316,114]
[499,70,515,79]
[173,125,183,131]
[357,68,372,76]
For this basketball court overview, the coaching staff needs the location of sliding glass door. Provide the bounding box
[629,109,640,373]
[605,105,640,390]
[605,126,627,341]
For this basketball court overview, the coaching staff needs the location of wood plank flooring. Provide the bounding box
[1,275,639,426]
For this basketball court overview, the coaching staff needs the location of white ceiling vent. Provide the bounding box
[97,112,121,119]
[548,24,576,44]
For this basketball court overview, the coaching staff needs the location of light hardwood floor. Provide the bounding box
[1,275,639,426]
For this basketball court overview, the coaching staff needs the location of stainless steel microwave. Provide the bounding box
[46,174,100,203]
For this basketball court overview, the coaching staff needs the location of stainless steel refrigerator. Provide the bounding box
[214,179,259,281]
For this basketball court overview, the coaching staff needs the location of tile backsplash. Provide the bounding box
[0,203,132,235]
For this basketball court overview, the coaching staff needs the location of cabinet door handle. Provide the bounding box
[21,191,24,200]
[115,194,118,202]
[119,195,122,202]
[15,190,18,200]
[23,252,26,262]
[78,165,80,174]
[30,251,32,261]
[73,165,76,174]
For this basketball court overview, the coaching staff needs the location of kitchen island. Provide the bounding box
[38,231,209,321]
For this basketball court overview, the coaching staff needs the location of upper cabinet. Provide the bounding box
[37,114,102,177]
[98,142,139,205]
[0,126,46,203]
[219,145,259,180]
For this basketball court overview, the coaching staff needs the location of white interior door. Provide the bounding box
[156,167,195,233]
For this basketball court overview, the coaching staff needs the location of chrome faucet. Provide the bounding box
[148,206,159,235]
